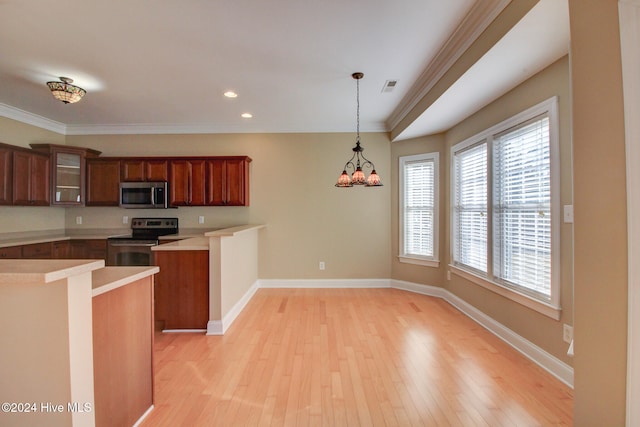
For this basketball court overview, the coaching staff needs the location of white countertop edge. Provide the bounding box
[92,266,160,297]
[0,235,70,248]
[0,259,106,284]
[204,224,265,238]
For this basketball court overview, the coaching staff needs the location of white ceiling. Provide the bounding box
[0,0,569,138]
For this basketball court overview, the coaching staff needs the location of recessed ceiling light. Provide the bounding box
[241,113,252,118]
[224,91,238,98]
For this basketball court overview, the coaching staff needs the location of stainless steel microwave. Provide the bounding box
[119,182,169,209]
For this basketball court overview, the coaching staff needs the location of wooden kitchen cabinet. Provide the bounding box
[169,159,206,206]
[154,250,209,329]
[30,144,102,206]
[21,242,53,259]
[12,150,50,206]
[70,239,107,259]
[0,145,12,205]
[121,159,168,182]
[86,159,121,206]
[206,157,251,206]
[0,246,21,259]
[52,240,71,258]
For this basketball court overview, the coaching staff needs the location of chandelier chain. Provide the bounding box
[356,76,360,143]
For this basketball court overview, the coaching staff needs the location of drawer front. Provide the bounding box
[0,246,22,259]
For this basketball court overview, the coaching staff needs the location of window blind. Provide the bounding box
[403,158,435,257]
[493,115,551,298]
[453,142,487,273]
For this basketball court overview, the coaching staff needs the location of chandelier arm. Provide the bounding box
[341,151,358,172]
[358,152,376,170]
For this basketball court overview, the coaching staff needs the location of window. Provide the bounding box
[399,152,439,267]
[451,97,560,317]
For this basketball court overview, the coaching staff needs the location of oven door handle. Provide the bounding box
[109,242,157,247]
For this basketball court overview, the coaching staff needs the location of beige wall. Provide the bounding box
[437,56,574,365]
[65,132,392,280]
[569,1,628,425]
[0,117,66,232]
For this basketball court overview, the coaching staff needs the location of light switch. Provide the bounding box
[198,216,205,224]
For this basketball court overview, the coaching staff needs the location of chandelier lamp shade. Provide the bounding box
[47,77,86,104]
[335,72,382,188]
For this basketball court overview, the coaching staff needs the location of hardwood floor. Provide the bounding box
[141,288,573,426]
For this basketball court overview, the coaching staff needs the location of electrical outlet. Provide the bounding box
[198,216,205,224]
[319,261,325,270]
[563,324,573,343]
[123,216,129,224]
[75,216,82,225]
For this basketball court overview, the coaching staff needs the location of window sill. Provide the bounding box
[449,265,561,320]
[398,256,440,268]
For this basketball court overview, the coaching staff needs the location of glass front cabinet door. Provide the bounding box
[30,144,102,206]
[54,150,82,204]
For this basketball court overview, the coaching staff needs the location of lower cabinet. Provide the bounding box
[52,241,70,258]
[21,242,53,259]
[154,250,209,329]
[0,246,21,259]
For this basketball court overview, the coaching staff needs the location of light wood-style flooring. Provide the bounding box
[141,288,573,426]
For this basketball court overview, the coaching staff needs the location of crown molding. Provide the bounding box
[0,103,388,136]
[0,103,67,135]
[64,122,389,136]
[386,0,511,132]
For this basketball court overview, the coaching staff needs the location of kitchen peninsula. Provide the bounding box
[0,260,158,427]
[152,224,264,335]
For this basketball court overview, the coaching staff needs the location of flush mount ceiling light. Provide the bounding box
[46,77,86,104]
[224,91,238,98]
[335,72,382,188]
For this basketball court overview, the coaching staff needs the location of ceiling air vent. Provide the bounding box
[381,80,398,93]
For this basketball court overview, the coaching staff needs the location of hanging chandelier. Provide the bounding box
[335,72,382,188]
[47,77,86,104]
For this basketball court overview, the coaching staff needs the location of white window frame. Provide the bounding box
[450,97,561,319]
[399,152,439,267]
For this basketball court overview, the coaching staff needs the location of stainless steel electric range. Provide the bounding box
[106,217,178,266]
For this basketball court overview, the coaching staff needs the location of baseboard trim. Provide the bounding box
[391,279,574,388]
[207,280,260,336]
[258,278,391,288]
[206,320,223,335]
[132,405,154,427]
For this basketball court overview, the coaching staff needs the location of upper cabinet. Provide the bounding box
[31,144,101,206]
[86,159,121,206]
[206,157,251,206]
[121,159,168,182]
[0,141,251,209]
[169,159,206,206]
[12,149,50,206]
[0,145,12,205]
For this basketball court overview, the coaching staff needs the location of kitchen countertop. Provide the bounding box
[0,259,105,284]
[152,236,209,251]
[92,266,160,296]
[0,228,220,248]
[153,225,265,251]
[204,224,265,237]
